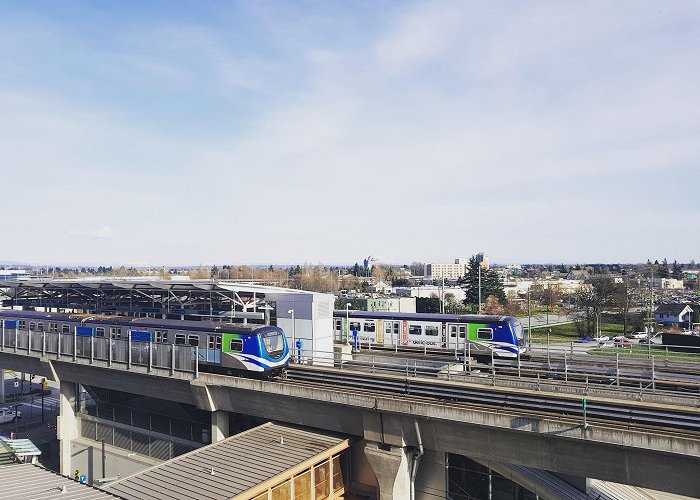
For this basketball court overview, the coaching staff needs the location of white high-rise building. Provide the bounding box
[424,254,489,281]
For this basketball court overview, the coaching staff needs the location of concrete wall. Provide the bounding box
[415,450,446,500]
[271,291,334,364]
[71,437,159,485]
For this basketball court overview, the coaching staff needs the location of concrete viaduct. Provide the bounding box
[1,350,699,498]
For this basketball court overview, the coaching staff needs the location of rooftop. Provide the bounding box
[0,464,120,500]
[106,422,350,500]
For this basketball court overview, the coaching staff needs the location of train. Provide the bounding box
[334,310,526,358]
[0,310,290,374]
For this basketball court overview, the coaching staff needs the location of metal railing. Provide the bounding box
[0,329,197,375]
[293,345,700,400]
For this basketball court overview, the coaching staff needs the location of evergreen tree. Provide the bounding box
[672,260,683,279]
[659,258,669,278]
[458,256,507,307]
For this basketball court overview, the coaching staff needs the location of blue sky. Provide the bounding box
[2,1,699,266]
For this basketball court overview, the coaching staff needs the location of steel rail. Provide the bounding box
[286,366,700,432]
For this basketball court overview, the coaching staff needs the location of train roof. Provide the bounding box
[0,309,275,334]
[333,310,517,323]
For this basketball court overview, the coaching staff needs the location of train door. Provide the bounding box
[383,321,401,346]
[207,334,222,363]
[334,319,343,342]
[448,324,459,349]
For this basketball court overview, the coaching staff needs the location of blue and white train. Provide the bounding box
[0,310,290,374]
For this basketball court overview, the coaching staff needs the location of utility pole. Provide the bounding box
[478,265,482,314]
[527,288,532,347]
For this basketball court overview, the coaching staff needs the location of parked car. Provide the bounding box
[597,336,610,342]
[612,335,625,341]
[598,341,615,348]
[0,407,21,424]
[631,332,648,339]
[614,338,632,347]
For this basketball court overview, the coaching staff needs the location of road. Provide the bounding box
[517,312,572,328]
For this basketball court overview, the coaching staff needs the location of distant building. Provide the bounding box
[655,304,695,327]
[652,278,685,289]
[346,297,416,313]
[394,285,466,303]
[0,270,28,281]
[424,254,489,281]
[368,281,392,294]
[475,253,489,270]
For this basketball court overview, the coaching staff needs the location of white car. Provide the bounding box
[631,332,648,339]
[0,407,21,424]
[597,336,610,342]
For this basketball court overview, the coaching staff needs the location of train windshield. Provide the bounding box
[510,319,525,346]
[262,331,286,359]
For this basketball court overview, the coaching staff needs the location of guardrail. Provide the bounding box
[0,328,198,376]
[291,346,700,400]
[285,365,700,432]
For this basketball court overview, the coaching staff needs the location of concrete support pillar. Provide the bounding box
[210,410,229,444]
[0,369,4,404]
[57,381,78,476]
[364,442,411,500]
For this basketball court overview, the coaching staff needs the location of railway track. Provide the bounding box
[285,365,700,434]
[344,343,700,391]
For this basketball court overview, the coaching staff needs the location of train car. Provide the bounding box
[333,310,525,358]
[0,310,290,374]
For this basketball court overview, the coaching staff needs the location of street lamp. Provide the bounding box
[287,309,295,361]
[345,303,352,346]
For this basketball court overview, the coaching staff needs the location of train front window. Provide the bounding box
[510,320,525,345]
[262,332,286,359]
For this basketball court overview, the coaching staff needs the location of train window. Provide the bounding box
[459,326,466,339]
[349,322,361,332]
[394,323,399,334]
[207,336,222,350]
[37,322,44,332]
[408,325,422,335]
[450,325,457,338]
[425,326,439,336]
[29,322,36,331]
[334,319,342,330]
[18,320,26,330]
[49,322,58,333]
[477,328,493,340]
[230,339,243,352]
[364,322,376,333]
[97,327,106,338]
[62,324,70,334]
[155,330,168,343]
[175,334,186,345]
[188,335,199,347]
[385,322,392,333]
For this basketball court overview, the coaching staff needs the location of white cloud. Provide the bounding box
[68,227,114,240]
[91,227,113,240]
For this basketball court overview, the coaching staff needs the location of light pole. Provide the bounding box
[478,265,482,314]
[527,287,532,347]
[345,303,352,346]
[287,309,295,362]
